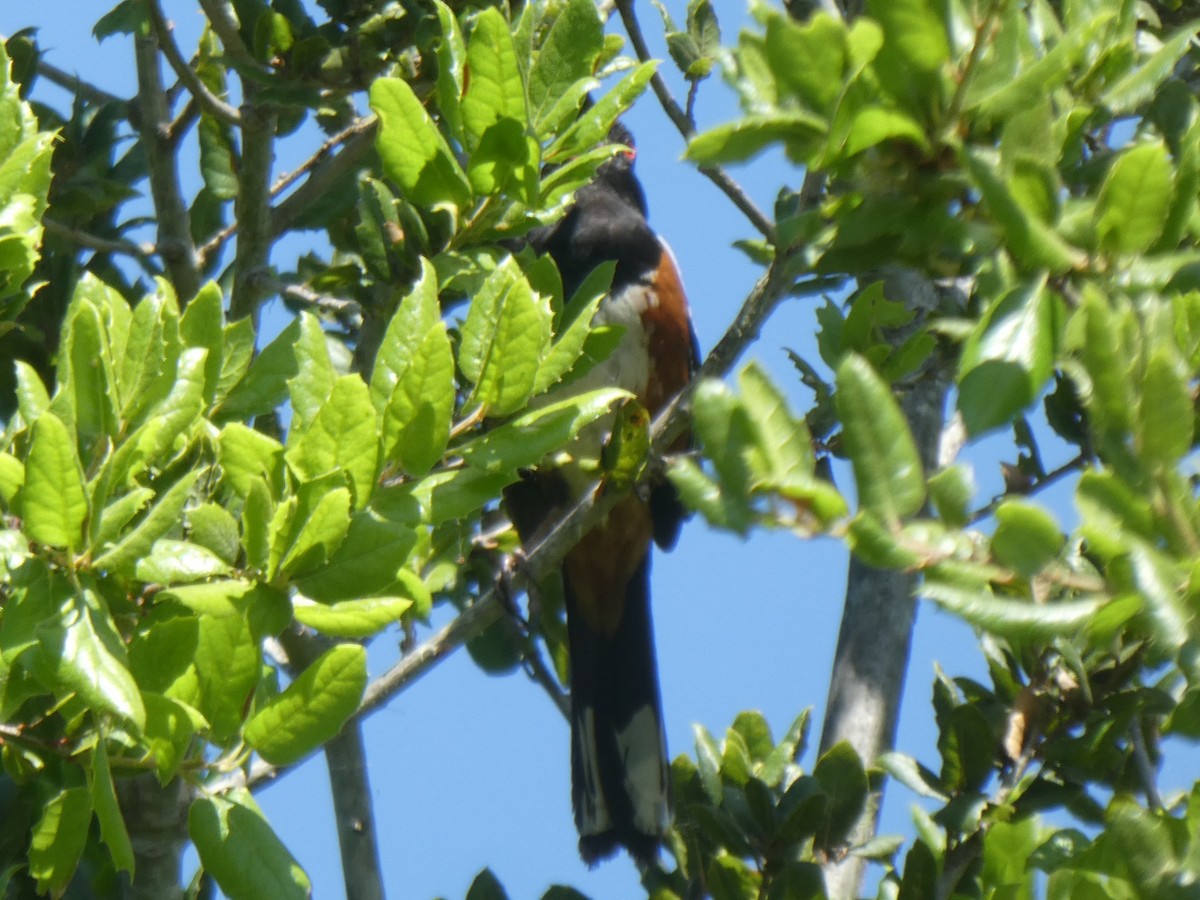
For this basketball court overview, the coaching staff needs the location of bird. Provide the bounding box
[504,123,699,868]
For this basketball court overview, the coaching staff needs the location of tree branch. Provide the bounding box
[613,0,775,240]
[34,58,129,110]
[819,270,960,900]
[134,29,201,302]
[229,92,276,321]
[199,117,378,267]
[278,629,384,900]
[196,0,271,75]
[42,217,160,272]
[270,119,379,237]
[147,0,242,126]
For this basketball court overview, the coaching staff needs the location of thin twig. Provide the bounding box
[1129,719,1164,813]
[199,117,379,266]
[968,453,1087,524]
[271,116,378,203]
[42,217,158,265]
[613,0,775,240]
[148,0,242,126]
[523,637,571,720]
[269,120,379,237]
[34,58,128,110]
[272,279,363,328]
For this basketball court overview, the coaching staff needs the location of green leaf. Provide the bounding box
[292,510,416,602]
[533,262,613,395]
[738,362,815,488]
[969,12,1113,120]
[59,283,120,444]
[460,8,527,147]
[369,77,471,209]
[1097,142,1173,255]
[707,854,760,900]
[179,281,226,405]
[763,12,846,114]
[991,500,1062,576]
[528,0,603,128]
[194,612,260,741]
[276,485,352,577]
[287,313,336,429]
[117,287,178,425]
[1103,26,1198,116]
[92,470,202,573]
[0,452,22,506]
[1130,543,1190,651]
[927,464,974,528]
[285,375,380,507]
[218,423,284,499]
[460,256,553,417]
[47,589,146,729]
[244,644,367,766]
[433,2,467,146]
[958,276,1061,436]
[189,790,311,900]
[187,502,241,565]
[686,113,825,166]
[398,469,515,527]
[14,360,51,424]
[1077,288,1134,436]
[878,751,948,800]
[921,582,1103,639]
[841,105,929,159]
[217,317,301,420]
[1137,346,1192,466]
[467,868,511,900]
[292,595,411,638]
[897,839,938,900]
[813,741,868,850]
[29,786,92,896]
[158,580,256,618]
[835,354,924,523]
[142,693,206,782]
[21,412,87,550]
[964,148,1084,273]
[134,539,233,585]
[457,388,628,472]
[92,487,155,551]
[866,0,950,75]
[691,380,755,526]
[548,61,658,160]
[90,747,135,876]
[372,261,454,476]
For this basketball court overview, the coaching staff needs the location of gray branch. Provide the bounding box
[117,775,190,900]
[612,0,775,240]
[819,268,957,899]
[134,30,200,301]
[34,57,129,111]
[148,0,242,126]
[229,92,276,321]
[279,629,385,900]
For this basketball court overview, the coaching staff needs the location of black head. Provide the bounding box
[591,122,648,218]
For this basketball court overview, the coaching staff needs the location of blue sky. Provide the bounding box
[7,3,1101,898]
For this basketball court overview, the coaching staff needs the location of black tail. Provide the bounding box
[566,554,670,868]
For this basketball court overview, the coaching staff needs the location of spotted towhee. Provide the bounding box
[505,124,698,867]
